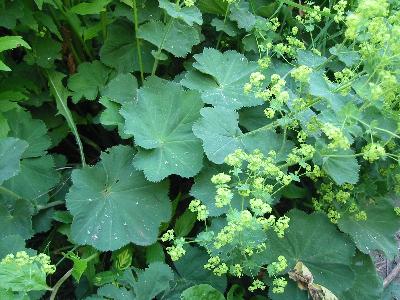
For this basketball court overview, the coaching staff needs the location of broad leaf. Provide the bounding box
[229,1,256,31]
[66,145,171,251]
[211,18,237,37]
[68,60,110,103]
[309,72,347,112]
[316,148,360,185]
[138,19,200,57]
[100,21,154,73]
[5,110,50,159]
[193,107,284,164]
[70,0,112,15]
[0,36,30,71]
[260,210,356,296]
[342,253,383,300]
[101,73,137,104]
[190,161,242,216]
[181,284,225,300]
[0,137,28,184]
[338,199,400,259]
[0,199,34,240]
[162,246,227,299]
[159,0,203,26]
[121,77,204,182]
[133,262,174,300]
[97,284,135,300]
[181,48,262,110]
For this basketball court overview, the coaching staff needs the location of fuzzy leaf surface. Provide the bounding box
[138,20,200,57]
[159,0,202,25]
[193,107,284,164]
[121,77,203,182]
[338,199,400,259]
[66,145,171,251]
[0,137,28,184]
[181,48,261,110]
[261,210,355,296]
[67,60,110,103]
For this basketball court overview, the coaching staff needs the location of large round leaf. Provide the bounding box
[338,198,400,259]
[66,145,171,251]
[181,48,262,110]
[260,209,356,296]
[121,77,204,182]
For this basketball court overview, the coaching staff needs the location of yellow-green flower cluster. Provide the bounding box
[1,251,56,275]
[274,216,290,238]
[189,199,209,220]
[291,65,312,83]
[166,237,186,261]
[250,198,272,216]
[161,229,174,242]
[333,0,347,23]
[272,277,288,293]
[267,255,288,276]
[362,143,386,162]
[248,279,266,292]
[183,0,195,7]
[321,123,350,149]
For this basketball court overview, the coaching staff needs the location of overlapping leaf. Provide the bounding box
[338,198,400,259]
[66,145,171,251]
[192,107,285,164]
[121,77,204,182]
[259,210,355,297]
[68,60,110,103]
[138,20,200,58]
[0,137,28,184]
[181,48,262,110]
[100,21,154,73]
[159,0,202,26]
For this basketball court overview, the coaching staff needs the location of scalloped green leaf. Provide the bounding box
[66,145,171,251]
[338,199,400,259]
[121,77,204,182]
[101,73,137,104]
[96,284,135,300]
[5,110,51,159]
[342,252,383,300]
[133,262,174,300]
[159,0,203,26]
[0,199,34,240]
[100,21,154,73]
[162,246,227,299]
[67,60,110,103]
[181,284,225,300]
[138,19,200,57]
[229,1,256,31]
[0,137,28,184]
[70,0,112,15]
[211,18,237,37]
[192,107,284,164]
[190,161,242,216]
[261,209,356,297]
[316,148,360,185]
[181,48,262,110]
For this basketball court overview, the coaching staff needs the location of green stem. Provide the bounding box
[151,19,174,76]
[132,0,144,83]
[216,4,230,49]
[37,200,65,211]
[100,11,107,40]
[50,269,73,300]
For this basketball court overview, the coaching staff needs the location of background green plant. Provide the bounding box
[0,0,399,299]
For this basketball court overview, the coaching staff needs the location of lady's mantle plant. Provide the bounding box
[0,0,399,299]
